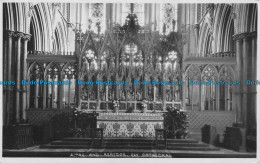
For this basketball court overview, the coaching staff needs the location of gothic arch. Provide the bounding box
[198,18,212,56]
[213,4,234,53]
[100,33,117,55]
[81,33,98,55]
[219,65,235,81]
[198,4,235,55]
[61,62,77,77]
[234,4,257,34]
[185,64,201,81]
[201,64,218,81]
[3,3,29,32]
[3,3,69,52]
[44,62,62,79]
[28,62,44,79]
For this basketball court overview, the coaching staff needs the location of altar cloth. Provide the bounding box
[97,113,164,138]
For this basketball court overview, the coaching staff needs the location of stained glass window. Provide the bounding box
[89,3,106,34]
[122,3,144,26]
[160,3,177,34]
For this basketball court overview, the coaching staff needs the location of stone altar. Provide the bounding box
[97,113,164,138]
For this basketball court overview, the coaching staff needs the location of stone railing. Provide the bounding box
[28,51,75,56]
[206,52,236,58]
[187,52,236,58]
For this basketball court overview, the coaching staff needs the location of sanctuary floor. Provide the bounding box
[3,138,256,158]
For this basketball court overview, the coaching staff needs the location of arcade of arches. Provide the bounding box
[2,3,257,144]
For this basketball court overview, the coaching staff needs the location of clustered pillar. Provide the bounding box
[233,31,257,134]
[3,30,31,125]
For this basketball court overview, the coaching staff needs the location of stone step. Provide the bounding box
[52,141,208,147]
[3,149,256,158]
[41,144,218,151]
[62,137,199,144]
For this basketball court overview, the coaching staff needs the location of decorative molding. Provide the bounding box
[97,113,164,137]
[233,31,257,40]
[67,22,73,28]
[22,33,31,41]
[14,32,24,39]
[6,30,15,38]
[28,5,35,18]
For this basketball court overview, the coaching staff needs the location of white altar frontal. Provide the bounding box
[97,113,164,138]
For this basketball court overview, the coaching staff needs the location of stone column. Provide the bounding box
[106,83,109,111]
[216,85,220,111]
[162,74,166,111]
[198,84,201,111]
[251,36,257,130]
[3,35,7,125]
[112,3,117,23]
[155,4,160,31]
[96,75,100,111]
[245,34,257,132]
[6,30,14,125]
[35,78,39,108]
[144,4,150,26]
[75,34,81,108]
[14,32,24,123]
[21,34,31,120]
[106,3,112,30]
[42,78,47,109]
[58,74,63,109]
[116,3,122,24]
[115,52,119,100]
[242,37,249,128]
[151,4,155,30]
[51,78,55,108]
[59,76,65,109]
[235,39,242,122]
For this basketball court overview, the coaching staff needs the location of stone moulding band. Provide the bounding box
[97,113,164,121]
[97,117,164,121]
[98,113,163,116]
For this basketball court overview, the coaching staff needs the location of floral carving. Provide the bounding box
[113,123,121,137]
[140,123,148,137]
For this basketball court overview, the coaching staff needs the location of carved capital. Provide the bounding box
[67,23,74,28]
[14,32,24,39]
[7,30,15,38]
[22,34,31,41]
[192,24,200,29]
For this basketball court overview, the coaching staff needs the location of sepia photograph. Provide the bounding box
[1,1,258,160]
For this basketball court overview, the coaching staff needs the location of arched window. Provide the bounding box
[219,66,234,111]
[122,3,144,26]
[28,63,44,109]
[89,3,106,34]
[160,3,178,34]
[62,64,77,108]
[201,65,218,111]
[185,65,201,110]
[45,63,60,109]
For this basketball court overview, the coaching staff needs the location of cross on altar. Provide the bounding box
[130,3,134,14]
